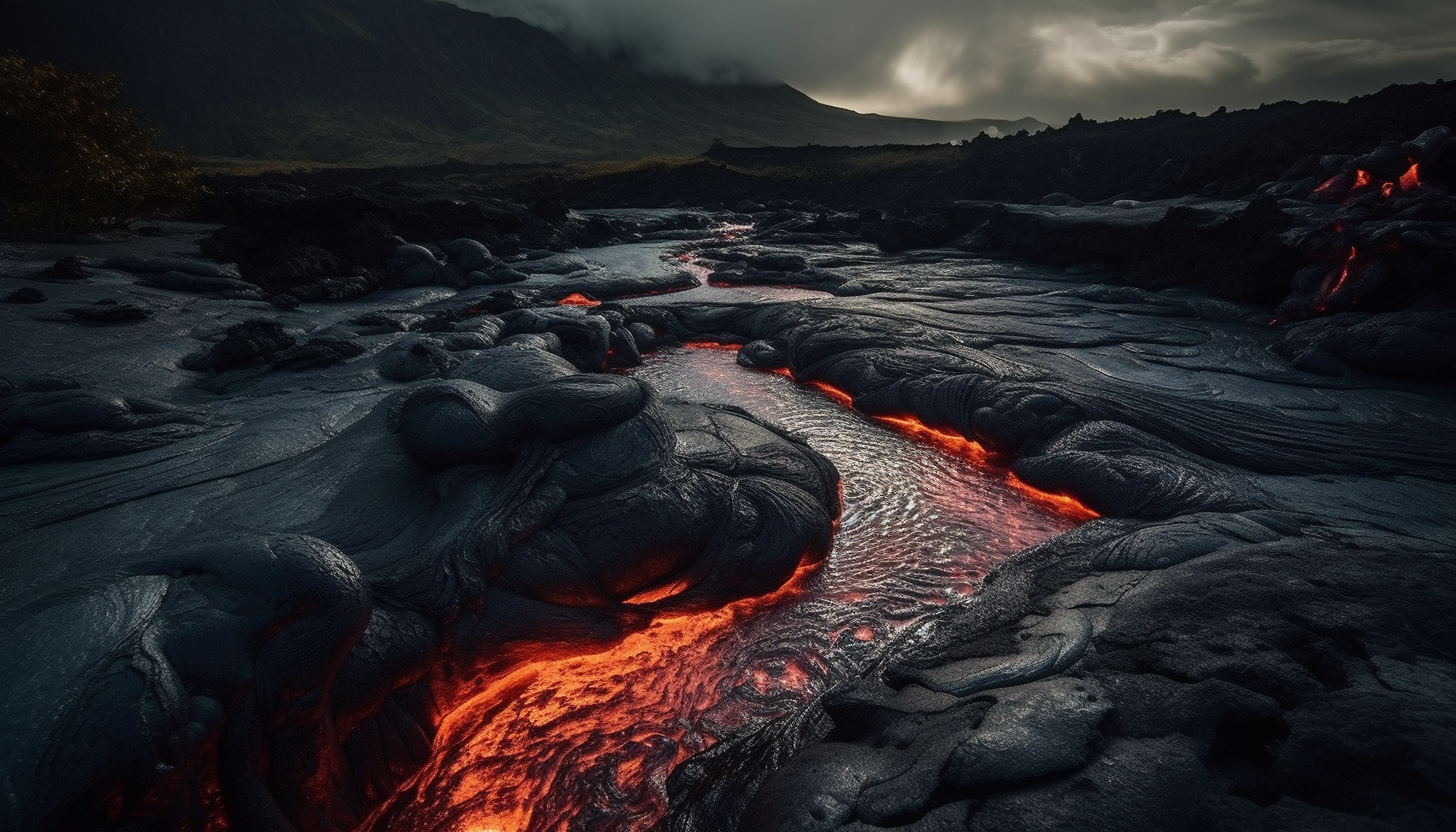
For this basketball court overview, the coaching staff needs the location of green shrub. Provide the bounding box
[0,53,200,233]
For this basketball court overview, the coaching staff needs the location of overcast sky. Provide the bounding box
[448,0,1456,123]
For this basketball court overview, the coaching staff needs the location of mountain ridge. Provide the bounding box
[0,0,1046,165]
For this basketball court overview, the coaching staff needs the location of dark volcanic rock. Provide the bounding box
[188,319,292,371]
[629,236,1456,832]
[138,270,267,299]
[35,256,89,281]
[268,337,368,371]
[4,164,1455,832]
[195,181,589,299]
[1,257,842,832]
[4,287,45,303]
[102,254,240,278]
[62,299,151,323]
[1271,309,1456,382]
[0,383,206,463]
[183,320,362,375]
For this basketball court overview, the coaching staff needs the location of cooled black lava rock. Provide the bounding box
[4,287,44,303]
[269,337,367,371]
[62,299,150,323]
[1,312,842,832]
[183,319,297,372]
[138,271,266,299]
[195,181,592,298]
[1270,309,1456,383]
[0,384,206,463]
[36,256,89,280]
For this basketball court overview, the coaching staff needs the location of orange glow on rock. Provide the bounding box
[806,380,855,409]
[1400,162,1421,192]
[872,414,995,467]
[557,293,601,307]
[622,575,697,605]
[1312,164,1423,205]
[681,340,742,352]
[793,376,1098,520]
[1315,243,1361,313]
[369,558,822,832]
[1006,473,1101,522]
[1313,173,1347,199]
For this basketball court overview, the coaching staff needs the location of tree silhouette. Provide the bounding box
[1,53,199,233]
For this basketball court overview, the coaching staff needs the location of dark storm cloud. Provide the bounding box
[447,0,1456,122]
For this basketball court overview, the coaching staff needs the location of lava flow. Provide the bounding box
[1297,160,1427,317]
[366,560,822,832]
[1313,162,1422,205]
[556,293,601,307]
[368,347,1086,832]
[803,380,1098,521]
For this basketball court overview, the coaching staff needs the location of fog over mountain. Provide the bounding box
[451,0,1456,122]
[0,0,1043,164]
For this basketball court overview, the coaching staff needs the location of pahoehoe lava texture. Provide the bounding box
[0,246,839,830]
[628,208,1456,831]
[4,157,1456,832]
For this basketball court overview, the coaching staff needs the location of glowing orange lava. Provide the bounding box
[681,340,742,352]
[367,559,821,832]
[1313,163,1423,205]
[799,377,1097,520]
[1007,474,1101,521]
[1313,174,1346,200]
[1400,162,1422,192]
[872,414,995,467]
[1317,243,1361,311]
[557,293,601,307]
[806,380,854,409]
[369,352,1094,832]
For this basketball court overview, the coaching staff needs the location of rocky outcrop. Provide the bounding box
[629,218,1456,832]
[0,223,842,831]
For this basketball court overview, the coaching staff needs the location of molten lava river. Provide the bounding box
[368,346,1089,832]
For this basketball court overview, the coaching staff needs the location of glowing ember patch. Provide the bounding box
[682,340,741,352]
[796,377,1099,521]
[780,659,814,691]
[1311,164,1422,206]
[1313,173,1347,198]
[1400,162,1421,192]
[1314,243,1362,313]
[873,414,994,467]
[1007,474,1101,521]
[557,293,600,307]
[806,380,855,409]
[853,626,876,641]
[623,576,696,605]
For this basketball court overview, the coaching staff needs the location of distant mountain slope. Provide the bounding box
[0,0,1044,164]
